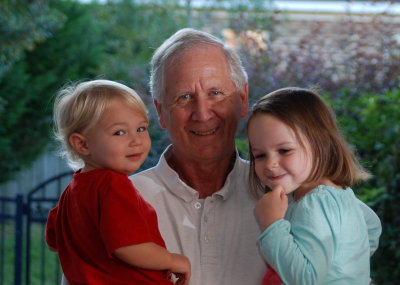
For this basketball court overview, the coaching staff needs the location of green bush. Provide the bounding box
[332,89,400,284]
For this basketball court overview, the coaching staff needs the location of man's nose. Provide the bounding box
[191,96,214,122]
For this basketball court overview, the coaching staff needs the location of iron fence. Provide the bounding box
[0,171,72,285]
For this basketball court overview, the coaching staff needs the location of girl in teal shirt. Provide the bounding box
[247,87,381,285]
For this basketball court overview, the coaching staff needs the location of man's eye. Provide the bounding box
[178,94,191,101]
[210,90,221,96]
[137,126,147,132]
[114,130,125,136]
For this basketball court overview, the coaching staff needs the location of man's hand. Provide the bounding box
[255,185,288,231]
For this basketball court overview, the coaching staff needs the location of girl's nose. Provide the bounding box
[265,155,279,170]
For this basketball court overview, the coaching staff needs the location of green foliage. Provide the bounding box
[95,0,186,84]
[0,1,107,183]
[331,89,400,283]
[91,0,187,169]
[0,0,66,77]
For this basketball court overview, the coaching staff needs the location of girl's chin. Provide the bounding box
[266,184,296,195]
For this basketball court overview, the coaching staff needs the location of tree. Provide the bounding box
[0,0,65,77]
[0,1,106,183]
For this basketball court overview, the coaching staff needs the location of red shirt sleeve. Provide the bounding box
[45,206,58,250]
[98,172,163,255]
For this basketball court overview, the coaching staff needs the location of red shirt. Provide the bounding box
[46,169,172,284]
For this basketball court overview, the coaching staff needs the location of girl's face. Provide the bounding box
[248,113,313,198]
[79,97,151,175]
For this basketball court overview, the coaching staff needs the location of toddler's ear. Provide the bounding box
[69,133,90,156]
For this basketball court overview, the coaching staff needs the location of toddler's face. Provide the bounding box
[83,97,151,175]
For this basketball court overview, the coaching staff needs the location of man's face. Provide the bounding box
[155,45,248,163]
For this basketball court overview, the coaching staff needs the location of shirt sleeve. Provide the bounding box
[357,199,382,256]
[258,195,336,285]
[98,173,158,255]
[45,206,58,250]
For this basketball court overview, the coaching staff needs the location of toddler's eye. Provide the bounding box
[137,126,147,132]
[114,130,125,136]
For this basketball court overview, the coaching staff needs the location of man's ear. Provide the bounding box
[154,99,167,129]
[239,83,249,118]
[69,133,90,156]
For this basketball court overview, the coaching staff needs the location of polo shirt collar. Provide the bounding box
[154,145,241,202]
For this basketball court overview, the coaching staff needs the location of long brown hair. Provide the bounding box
[247,87,370,197]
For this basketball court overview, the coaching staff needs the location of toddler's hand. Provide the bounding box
[170,253,191,285]
[255,185,288,231]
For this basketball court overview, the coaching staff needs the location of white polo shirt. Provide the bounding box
[130,146,266,285]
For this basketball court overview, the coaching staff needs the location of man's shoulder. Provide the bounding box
[130,166,157,182]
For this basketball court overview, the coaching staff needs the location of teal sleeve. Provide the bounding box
[357,200,382,256]
[258,201,335,285]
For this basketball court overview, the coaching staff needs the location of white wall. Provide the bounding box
[0,151,71,197]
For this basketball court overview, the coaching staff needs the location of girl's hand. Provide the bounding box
[255,185,288,231]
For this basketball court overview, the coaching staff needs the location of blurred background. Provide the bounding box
[0,0,399,284]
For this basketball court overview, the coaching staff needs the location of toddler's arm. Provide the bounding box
[114,242,191,285]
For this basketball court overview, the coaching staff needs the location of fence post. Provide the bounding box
[15,194,24,285]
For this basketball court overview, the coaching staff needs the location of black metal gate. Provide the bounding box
[0,171,72,285]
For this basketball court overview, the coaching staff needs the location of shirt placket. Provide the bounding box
[201,197,220,285]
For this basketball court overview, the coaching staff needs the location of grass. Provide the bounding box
[0,222,62,285]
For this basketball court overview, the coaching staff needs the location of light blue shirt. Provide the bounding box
[258,185,382,285]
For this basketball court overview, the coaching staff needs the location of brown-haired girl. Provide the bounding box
[247,87,381,284]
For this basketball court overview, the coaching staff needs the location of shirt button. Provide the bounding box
[194,202,202,209]
[204,235,209,242]
[204,216,208,222]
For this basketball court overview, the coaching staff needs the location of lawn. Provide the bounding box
[0,222,62,285]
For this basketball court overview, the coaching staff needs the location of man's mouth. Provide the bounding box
[191,127,218,136]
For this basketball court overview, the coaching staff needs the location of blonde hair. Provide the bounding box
[53,79,148,170]
[247,87,370,197]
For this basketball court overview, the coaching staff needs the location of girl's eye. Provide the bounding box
[279,149,291,155]
[114,130,125,136]
[253,153,266,160]
[137,126,147,132]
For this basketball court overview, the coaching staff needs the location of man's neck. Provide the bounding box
[167,151,237,199]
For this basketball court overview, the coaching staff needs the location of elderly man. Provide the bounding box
[60,28,265,285]
[131,28,265,284]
